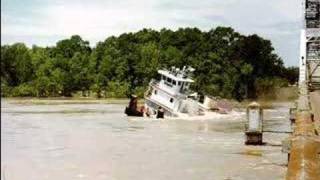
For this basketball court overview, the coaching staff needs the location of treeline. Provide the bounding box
[1,27,298,100]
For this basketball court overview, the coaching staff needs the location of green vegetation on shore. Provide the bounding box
[1,27,298,101]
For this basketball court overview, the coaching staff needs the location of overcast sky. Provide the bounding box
[1,0,302,66]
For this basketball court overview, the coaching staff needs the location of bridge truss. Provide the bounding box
[299,0,320,91]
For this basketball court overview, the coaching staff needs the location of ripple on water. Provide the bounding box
[1,99,291,180]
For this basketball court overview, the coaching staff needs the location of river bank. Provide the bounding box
[2,89,297,107]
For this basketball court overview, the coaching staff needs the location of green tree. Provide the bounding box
[1,29,298,100]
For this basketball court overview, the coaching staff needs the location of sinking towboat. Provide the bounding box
[144,66,207,117]
[125,66,232,118]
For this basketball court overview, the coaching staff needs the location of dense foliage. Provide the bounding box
[1,27,298,100]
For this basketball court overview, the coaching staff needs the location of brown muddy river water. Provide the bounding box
[1,99,293,180]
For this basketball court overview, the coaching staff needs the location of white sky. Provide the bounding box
[1,0,303,66]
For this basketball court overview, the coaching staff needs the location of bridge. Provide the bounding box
[286,0,320,179]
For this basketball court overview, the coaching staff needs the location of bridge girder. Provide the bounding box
[300,0,320,90]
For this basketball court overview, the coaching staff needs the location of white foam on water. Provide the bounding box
[171,111,245,121]
[126,110,245,122]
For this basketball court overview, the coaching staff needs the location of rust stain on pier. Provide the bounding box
[310,91,320,133]
[286,88,320,180]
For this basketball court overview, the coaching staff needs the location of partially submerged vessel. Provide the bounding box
[125,66,232,118]
[144,66,220,117]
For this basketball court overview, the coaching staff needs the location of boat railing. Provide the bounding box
[144,79,158,98]
[164,81,173,87]
[149,79,159,86]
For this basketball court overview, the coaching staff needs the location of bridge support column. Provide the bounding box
[286,82,320,180]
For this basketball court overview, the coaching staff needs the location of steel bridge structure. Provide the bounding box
[299,0,320,90]
[287,0,320,179]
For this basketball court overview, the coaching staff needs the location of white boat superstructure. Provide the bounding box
[144,66,204,117]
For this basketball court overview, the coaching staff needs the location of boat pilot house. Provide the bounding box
[144,66,201,117]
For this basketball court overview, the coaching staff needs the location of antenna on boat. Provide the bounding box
[187,66,195,72]
[175,67,180,75]
[170,66,176,74]
[182,66,186,71]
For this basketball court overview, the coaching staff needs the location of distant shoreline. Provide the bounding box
[2,92,297,110]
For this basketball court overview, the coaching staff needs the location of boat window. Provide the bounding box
[170,98,174,103]
[172,80,176,85]
[181,82,190,92]
[180,82,184,92]
[156,74,161,80]
[178,81,181,86]
[154,90,157,94]
[162,76,166,80]
[199,94,205,103]
[167,78,172,83]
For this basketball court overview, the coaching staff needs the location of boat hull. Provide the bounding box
[144,98,178,117]
[124,107,144,117]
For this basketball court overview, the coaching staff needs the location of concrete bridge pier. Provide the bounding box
[286,83,320,180]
